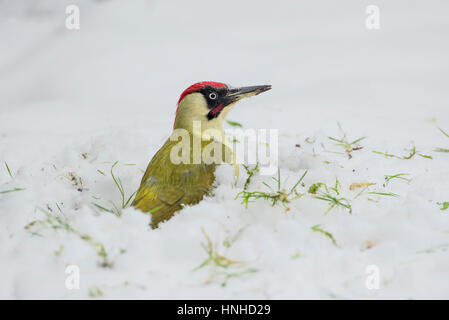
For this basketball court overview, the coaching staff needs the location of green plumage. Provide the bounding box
[132,138,224,228]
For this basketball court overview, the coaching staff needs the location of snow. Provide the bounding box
[1,0,449,299]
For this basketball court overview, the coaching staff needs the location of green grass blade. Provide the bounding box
[4,162,13,178]
[0,187,25,194]
[438,127,449,139]
[385,173,411,183]
[92,203,115,214]
[328,136,343,143]
[262,182,274,191]
[277,168,281,191]
[350,136,366,145]
[437,202,449,211]
[289,170,308,194]
[311,224,338,247]
[226,120,243,128]
[110,161,125,206]
[124,191,137,208]
[367,191,399,197]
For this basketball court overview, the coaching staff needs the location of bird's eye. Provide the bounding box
[209,92,217,100]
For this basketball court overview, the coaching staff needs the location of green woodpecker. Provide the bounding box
[132,81,271,228]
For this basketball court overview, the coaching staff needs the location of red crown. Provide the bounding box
[177,81,227,105]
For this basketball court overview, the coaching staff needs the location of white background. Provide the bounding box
[1,0,449,299]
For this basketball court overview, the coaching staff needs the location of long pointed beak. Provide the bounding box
[227,85,272,101]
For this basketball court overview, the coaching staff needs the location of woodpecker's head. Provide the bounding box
[173,81,271,131]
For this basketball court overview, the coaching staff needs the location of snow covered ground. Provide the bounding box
[1,0,449,299]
